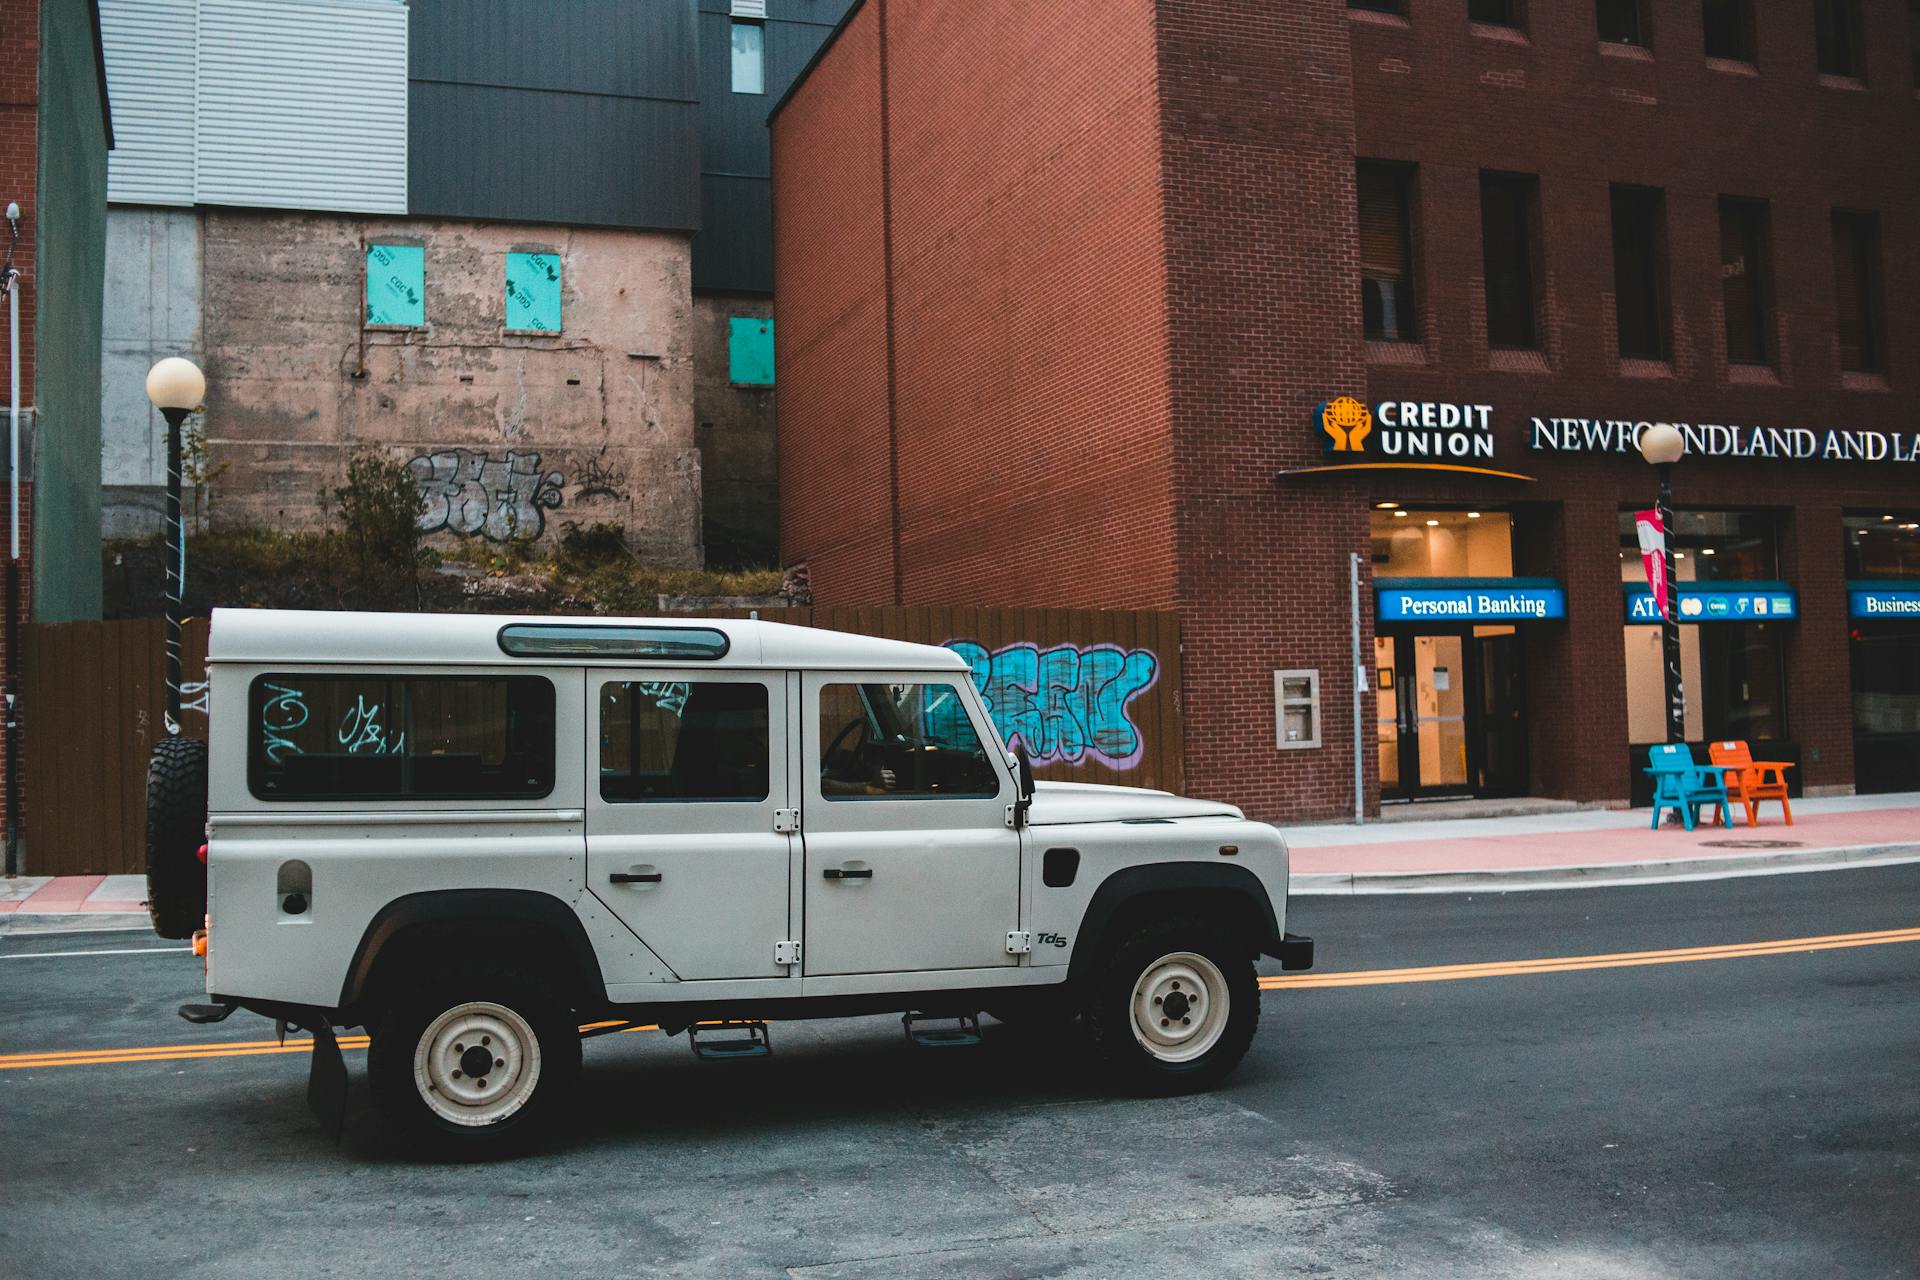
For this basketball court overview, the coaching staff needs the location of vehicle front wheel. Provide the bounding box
[1085,917,1259,1094]
[368,967,581,1158]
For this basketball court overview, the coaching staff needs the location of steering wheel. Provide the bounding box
[822,716,872,779]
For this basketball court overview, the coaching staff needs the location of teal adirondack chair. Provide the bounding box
[1645,744,1734,832]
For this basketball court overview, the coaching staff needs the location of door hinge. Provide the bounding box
[1005,930,1033,955]
[775,939,801,967]
[774,808,800,834]
[1005,804,1016,829]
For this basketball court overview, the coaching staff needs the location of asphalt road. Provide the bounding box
[2,865,1917,1279]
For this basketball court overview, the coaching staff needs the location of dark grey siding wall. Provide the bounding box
[409,0,702,231]
[694,0,847,293]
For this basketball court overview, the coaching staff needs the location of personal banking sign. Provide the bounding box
[1376,578,1567,623]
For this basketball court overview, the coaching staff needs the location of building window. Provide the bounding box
[728,317,775,386]
[1832,210,1886,373]
[1469,0,1523,27]
[1358,162,1418,343]
[1349,0,1407,12]
[1846,513,1920,579]
[1480,172,1541,350]
[1598,0,1650,45]
[1814,0,1865,78]
[248,675,556,800]
[1719,198,1774,366]
[1371,509,1516,578]
[731,20,765,94]
[504,251,562,333]
[599,680,770,803]
[365,244,425,328]
[1609,185,1668,360]
[1702,0,1755,60]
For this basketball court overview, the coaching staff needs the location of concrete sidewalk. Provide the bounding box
[1285,791,1920,893]
[0,874,149,933]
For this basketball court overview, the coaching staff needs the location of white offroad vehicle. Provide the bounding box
[147,608,1311,1155]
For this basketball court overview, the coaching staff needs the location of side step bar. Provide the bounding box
[689,1020,772,1061]
[902,1011,982,1048]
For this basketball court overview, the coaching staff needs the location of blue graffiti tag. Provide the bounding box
[943,641,1160,771]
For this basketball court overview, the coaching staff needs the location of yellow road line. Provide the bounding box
[1259,924,1920,990]
[7,925,1917,1069]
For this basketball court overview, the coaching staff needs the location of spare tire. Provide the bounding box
[146,735,209,939]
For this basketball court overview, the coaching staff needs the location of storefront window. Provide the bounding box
[1619,508,1787,746]
[1371,508,1514,577]
[1615,508,1778,583]
[1844,512,1920,579]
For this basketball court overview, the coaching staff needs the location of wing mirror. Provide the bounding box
[1010,743,1034,827]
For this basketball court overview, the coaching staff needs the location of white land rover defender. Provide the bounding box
[148,609,1311,1155]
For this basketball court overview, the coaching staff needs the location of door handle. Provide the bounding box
[823,867,873,880]
[609,871,663,884]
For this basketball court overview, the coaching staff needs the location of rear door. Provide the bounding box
[585,670,793,980]
[801,673,1021,976]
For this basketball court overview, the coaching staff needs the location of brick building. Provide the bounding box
[771,0,1920,822]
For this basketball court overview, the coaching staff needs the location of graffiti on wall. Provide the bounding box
[409,449,565,540]
[945,640,1160,771]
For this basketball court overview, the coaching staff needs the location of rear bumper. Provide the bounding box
[1268,932,1314,971]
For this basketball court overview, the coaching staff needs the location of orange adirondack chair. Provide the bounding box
[1708,740,1794,827]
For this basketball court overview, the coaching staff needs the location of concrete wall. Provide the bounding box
[198,210,702,564]
[101,206,201,538]
[692,291,776,566]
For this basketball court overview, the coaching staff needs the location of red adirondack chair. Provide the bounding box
[1708,740,1794,827]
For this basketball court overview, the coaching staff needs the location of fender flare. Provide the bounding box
[338,889,607,1012]
[1065,862,1282,985]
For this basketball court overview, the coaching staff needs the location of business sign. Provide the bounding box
[1625,586,1798,623]
[1285,398,1535,481]
[1531,417,1920,464]
[1850,586,1920,618]
[1377,581,1567,622]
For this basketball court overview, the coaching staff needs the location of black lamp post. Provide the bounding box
[145,357,206,733]
[1639,422,1686,745]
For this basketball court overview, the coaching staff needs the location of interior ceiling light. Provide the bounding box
[1467,511,1482,518]
[1884,514,1895,521]
[1426,519,1440,527]
[1394,510,1408,518]
[1701,548,1716,555]
[1375,501,1399,509]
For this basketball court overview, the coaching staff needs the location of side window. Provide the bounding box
[600,680,769,803]
[249,675,554,800]
[505,251,562,333]
[819,682,1000,800]
[365,244,425,328]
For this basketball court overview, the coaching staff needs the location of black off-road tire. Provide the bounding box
[1085,915,1260,1095]
[144,735,209,940]
[368,965,582,1160]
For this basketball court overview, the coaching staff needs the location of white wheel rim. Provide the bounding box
[413,1001,542,1127]
[1130,951,1230,1064]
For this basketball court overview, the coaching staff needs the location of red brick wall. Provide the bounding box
[1155,0,1372,818]
[773,0,1178,610]
[2,0,38,404]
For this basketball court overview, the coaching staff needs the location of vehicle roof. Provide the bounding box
[206,608,968,672]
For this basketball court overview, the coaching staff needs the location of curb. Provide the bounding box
[0,912,152,937]
[1290,842,1920,895]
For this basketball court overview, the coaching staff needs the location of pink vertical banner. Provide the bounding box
[1634,508,1668,617]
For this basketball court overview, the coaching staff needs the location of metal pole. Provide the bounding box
[4,258,19,875]
[162,405,187,734]
[1351,551,1365,825]
[1658,463,1684,745]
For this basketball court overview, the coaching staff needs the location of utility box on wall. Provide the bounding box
[1274,670,1321,750]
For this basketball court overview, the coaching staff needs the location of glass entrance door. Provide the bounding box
[1377,629,1522,800]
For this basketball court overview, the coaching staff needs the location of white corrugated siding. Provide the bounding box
[101,0,198,206]
[194,0,407,214]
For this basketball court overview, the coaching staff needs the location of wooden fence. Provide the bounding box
[13,608,1180,876]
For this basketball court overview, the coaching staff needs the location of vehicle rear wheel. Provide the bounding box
[1085,916,1258,1094]
[368,966,581,1159]
[144,735,208,939]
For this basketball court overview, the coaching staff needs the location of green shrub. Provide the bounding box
[334,451,426,580]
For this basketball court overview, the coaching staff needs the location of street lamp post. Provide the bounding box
[145,357,206,734]
[1639,422,1686,745]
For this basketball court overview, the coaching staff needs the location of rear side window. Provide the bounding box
[249,675,555,801]
[600,680,770,803]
